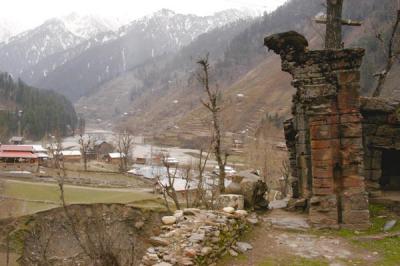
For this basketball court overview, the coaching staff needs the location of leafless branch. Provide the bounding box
[197,54,226,193]
[372,9,400,97]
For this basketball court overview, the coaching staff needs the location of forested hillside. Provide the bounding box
[0,73,77,141]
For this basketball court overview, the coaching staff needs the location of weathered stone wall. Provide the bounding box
[361,97,400,196]
[264,31,370,229]
[141,208,250,266]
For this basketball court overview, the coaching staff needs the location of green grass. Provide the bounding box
[0,199,59,219]
[4,180,155,204]
[332,204,400,266]
[358,237,400,266]
[2,180,165,217]
[335,204,400,238]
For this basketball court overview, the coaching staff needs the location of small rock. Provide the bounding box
[268,199,288,209]
[189,233,205,243]
[134,221,144,229]
[235,210,248,217]
[149,236,170,246]
[178,256,194,265]
[143,253,159,263]
[147,247,156,253]
[223,207,235,213]
[201,246,212,256]
[154,263,172,266]
[183,208,200,215]
[184,248,197,258]
[174,210,184,218]
[383,220,397,231]
[162,216,177,225]
[247,217,259,225]
[235,242,253,253]
[229,249,238,257]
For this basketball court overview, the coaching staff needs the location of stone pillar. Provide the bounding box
[264,31,370,229]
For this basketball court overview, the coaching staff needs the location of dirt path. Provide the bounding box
[218,210,380,266]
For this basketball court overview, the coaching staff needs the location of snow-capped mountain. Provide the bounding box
[0,8,253,101]
[35,8,253,101]
[0,18,84,78]
[118,8,252,47]
[60,13,121,39]
[0,13,122,81]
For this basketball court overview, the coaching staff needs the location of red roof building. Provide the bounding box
[0,145,35,152]
[0,145,38,162]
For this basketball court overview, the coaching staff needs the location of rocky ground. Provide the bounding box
[141,207,251,266]
[218,209,389,266]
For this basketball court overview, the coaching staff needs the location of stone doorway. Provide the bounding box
[380,149,400,190]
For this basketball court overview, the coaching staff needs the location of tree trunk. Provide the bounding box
[325,0,344,49]
[213,111,226,193]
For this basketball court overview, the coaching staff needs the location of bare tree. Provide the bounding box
[193,148,212,208]
[79,134,92,171]
[372,8,400,97]
[180,164,193,208]
[197,54,228,193]
[157,154,181,210]
[56,153,134,266]
[115,130,134,172]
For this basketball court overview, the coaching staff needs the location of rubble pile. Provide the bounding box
[141,208,252,266]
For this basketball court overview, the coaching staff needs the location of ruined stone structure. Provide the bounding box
[361,97,400,195]
[264,31,370,229]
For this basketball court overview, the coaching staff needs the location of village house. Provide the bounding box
[8,136,24,145]
[155,177,198,203]
[0,144,38,163]
[60,150,81,162]
[106,152,125,164]
[93,140,114,160]
[134,156,147,165]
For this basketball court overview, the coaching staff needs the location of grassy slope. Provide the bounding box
[1,180,162,218]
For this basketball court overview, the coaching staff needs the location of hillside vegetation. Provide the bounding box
[0,72,77,141]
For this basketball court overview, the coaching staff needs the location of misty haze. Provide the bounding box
[1,0,400,265]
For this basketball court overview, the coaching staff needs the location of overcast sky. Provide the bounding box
[1,0,287,31]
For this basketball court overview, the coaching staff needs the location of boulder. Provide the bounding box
[162,216,177,225]
[223,207,235,214]
[234,210,248,217]
[237,170,269,209]
[225,175,243,194]
[217,194,244,210]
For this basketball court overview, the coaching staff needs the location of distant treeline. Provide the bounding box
[0,72,77,140]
